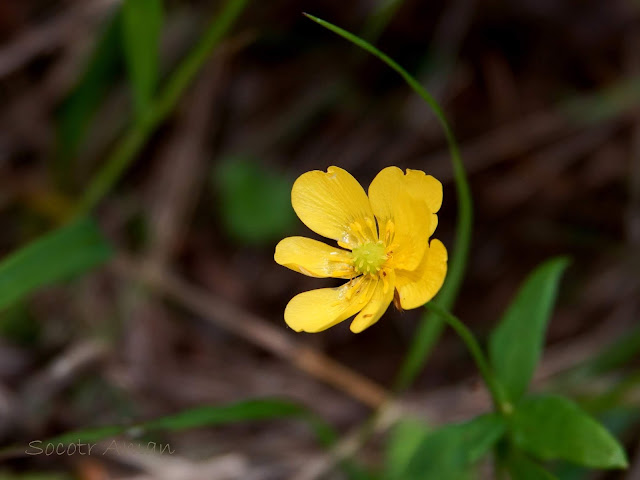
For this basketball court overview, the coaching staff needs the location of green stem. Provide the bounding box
[425,302,512,416]
[76,0,250,215]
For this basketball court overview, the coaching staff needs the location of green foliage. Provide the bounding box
[390,414,506,480]
[214,158,296,246]
[489,257,570,401]
[552,464,588,480]
[0,399,335,459]
[142,399,333,441]
[505,452,558,480]
[385,419,431,480]
[56,12,123,168]
[77,0,250,214]
[122,0,164,118]
[510,395,628,469]
[0,218,112,312]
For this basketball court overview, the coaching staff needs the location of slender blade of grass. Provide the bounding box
[1,398,335,460]
[122,0,164,118]
[77,0,250,215]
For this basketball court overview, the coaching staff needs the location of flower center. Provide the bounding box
[351,241,387,275]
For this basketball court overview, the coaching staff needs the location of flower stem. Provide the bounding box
[425,302,512,416]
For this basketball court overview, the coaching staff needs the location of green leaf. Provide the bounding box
[122,0,163,117]
[506,452,558,480]
[552,464,588,480]
[56,12,123,170]
[398,414,506,480]
[214,157,297,246]
[0,218,112,311]
[511,395,628,469]
[385,419,431,480]
[489,257,569,401]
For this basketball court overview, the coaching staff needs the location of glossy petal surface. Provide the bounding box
[350,270,395,333]
[404,169,441,236]
[284,276,376,332]
[275,236,354,278]
[368,167,431,271]
[292,167,376,248]
[395,239,448,309]
[277,166,449,333]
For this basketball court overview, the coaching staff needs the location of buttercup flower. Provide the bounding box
[275,166,447,333]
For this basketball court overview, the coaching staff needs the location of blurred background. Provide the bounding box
[0,0,639,478]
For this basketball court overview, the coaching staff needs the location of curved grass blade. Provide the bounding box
[1,398,335,460]
[77,0,250,215]
[302,13,473,390]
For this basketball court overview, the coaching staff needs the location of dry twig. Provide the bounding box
[112,256,391,409]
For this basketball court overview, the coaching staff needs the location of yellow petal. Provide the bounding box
[428,213,438,237]
[284,276,375,332]
[292,166,377,248]
[405,169,442,236]
[395,239,448,310]
[405,169,443,213]
[275,237,354,278]
[368,167,431,271]
[350,270,395,333]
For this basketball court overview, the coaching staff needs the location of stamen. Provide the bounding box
[349,221,366,244]
[343,276,364,300]
[381,270,390,293]
[384,220,395,246]
[364,217,377,240]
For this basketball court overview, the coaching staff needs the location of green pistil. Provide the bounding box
[351,241,387,275]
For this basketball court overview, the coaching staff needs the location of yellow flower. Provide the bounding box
[275,166,447,333]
